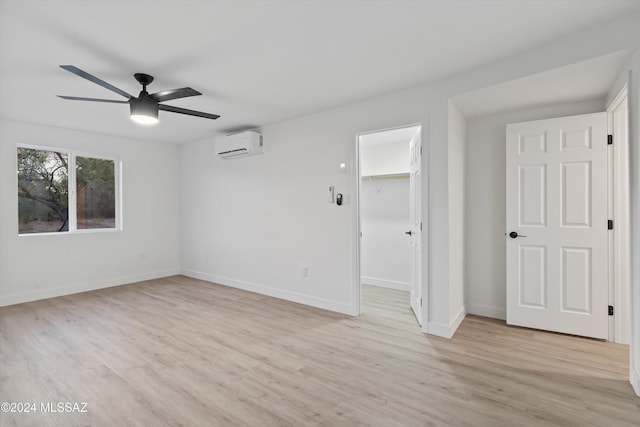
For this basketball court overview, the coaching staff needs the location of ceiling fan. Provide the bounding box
[57,65,220,125]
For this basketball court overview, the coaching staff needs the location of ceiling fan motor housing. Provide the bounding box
[130,94,159,123]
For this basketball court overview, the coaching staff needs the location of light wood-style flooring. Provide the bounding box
[1,277,638,426]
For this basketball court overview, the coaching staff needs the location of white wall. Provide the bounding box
[180,69,453,333]
[360,179,410,290]
[360,140,410,176]
[0,119,181,306]
[180,114,358,314]
[464,100,605,320]
[448,101,466,330]
[360,138,410,290]
[180,92,442,319]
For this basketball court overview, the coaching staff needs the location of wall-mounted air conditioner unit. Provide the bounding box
[216,131,263,159]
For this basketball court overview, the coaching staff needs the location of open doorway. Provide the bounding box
[357,125,422,325]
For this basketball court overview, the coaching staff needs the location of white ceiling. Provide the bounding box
[1,0,639,144]
[452,49,633,118]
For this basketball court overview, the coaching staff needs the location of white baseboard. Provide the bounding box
[632,367,640,397]
[467,303,506,320]
[0,268,180,307]
[426,307,466,339]
[361,277,409,292]
[181,269,356,316]
[425,322,450,338]
[450,306,466,337]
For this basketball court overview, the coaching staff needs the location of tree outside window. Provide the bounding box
[76,157,116,229]
[17,147,118,234]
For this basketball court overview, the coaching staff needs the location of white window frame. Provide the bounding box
[17,144,122,236]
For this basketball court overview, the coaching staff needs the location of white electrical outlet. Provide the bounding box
[302,266,309,277]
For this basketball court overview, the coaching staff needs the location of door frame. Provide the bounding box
[353,123,426,326]
[503,98,631,342]
[607,83,630,343]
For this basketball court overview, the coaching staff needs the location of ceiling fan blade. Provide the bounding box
[150,87,202,103]
[57,95,128,103]
[159,104,220,120]
[60,65,132,99]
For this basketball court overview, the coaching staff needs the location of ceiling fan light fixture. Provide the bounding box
[58,66,220,123]
[130,97,159,125]
[131,114,158,125]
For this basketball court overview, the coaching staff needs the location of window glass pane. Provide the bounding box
[76,156,116,229]
[17,148,69,234]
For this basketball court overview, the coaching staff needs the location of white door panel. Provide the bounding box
[506,112,608,339]
[409,132,422,325]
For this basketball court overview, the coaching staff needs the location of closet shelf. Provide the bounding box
[361,172,409,181]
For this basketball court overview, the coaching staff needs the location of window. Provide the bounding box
[76,156,116,230]
[17,146,119,234]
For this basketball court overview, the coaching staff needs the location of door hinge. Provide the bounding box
[420,222,422,231]
[608,219,613,230]
[607,134,613,145]
[420,146,422,155]
[420,298,422,306]
[608,305,614,316]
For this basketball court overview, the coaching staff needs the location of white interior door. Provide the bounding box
[506,112,608,339]
[408,132,422,325]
